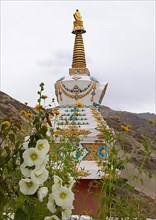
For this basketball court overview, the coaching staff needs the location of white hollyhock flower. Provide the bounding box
[47,194,56,213]
[44,216,60,220]
[46,129,51,137]
[68,179,76,190]
[23,148,44,167]
[52,177,62,193]
[38,154,49,170]
[43,154,49,164]
[52,185,74,209]
[67,175,76,190]
[53,175,63,186]
[31,167,49,184]
[20,162,32,177]
[36,139,50,155]
[22,136,30,149]
[19,178,39,195]
[62,208,72,220]
[37,187,48,202]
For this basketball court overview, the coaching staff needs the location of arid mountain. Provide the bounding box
[100,106,156,139]
[137,112,156,121]
[0,91,35,120]
[1,91,155,174]
[100,106,156,173]
[0,91,156,217]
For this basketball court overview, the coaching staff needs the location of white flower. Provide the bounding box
[67,175,76,190]
[46,129,51,137]
[53,175,63,186]
[115,168,122,177]
[19,178,39,195]
[52,185,74,209]
[44,217,51,220]
[62,208,72,220]
[20,162,32,177]
[36,139,50,155]
[47,194,56,213]
[52,177,63,193]
[22,136,30,149]
[44,216,60,220]
[38,154,49,170]
[23,148,44,167]
[43,154,49,164]
[31,167,49,184]
[37,187,48,202]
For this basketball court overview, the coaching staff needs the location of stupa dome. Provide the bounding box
[55,74,108,106]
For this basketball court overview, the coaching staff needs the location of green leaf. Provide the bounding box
[9,133,15,143]
[14,208,27,220]
[148,172,153,179]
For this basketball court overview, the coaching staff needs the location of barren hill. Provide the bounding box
[0,91,35,120]
[0,91,156,217]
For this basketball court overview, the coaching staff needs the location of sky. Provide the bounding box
[1,0,155,113]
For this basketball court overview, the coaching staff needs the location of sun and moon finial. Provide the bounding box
[69,10,90,76]
[73,9,82,21]
[72,9,86,34]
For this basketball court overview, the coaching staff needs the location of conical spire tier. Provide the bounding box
[69,10,90,76]
[72,32,86,68]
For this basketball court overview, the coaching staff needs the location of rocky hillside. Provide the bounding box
[0,91,35,120]
[0,91,156,217]
[100,106,156,139]
[1,91,155,173]
[100,106,156,173]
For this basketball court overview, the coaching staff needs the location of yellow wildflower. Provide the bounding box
[114,116,120,121]
[35,104,42,110]
[54,109,60,115]
[75,102,84,108]
[20,110,27,116]
[54,131,59,137]
[127,124,132,129]
[26,112,33,118]
[2,120,11,127]
[148,119,155,124]
[121,125,129,132]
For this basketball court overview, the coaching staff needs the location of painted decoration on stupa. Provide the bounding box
[53,10,110,177]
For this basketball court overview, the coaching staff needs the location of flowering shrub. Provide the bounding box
[0,83,81,220]
[0,82,155,219]
[15,83,81,220]
[45,175,75,220]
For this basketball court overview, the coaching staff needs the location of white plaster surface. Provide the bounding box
[78,160,104,179]
[52,107,108,143]
[55,75,108,106]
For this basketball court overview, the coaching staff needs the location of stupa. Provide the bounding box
[54,10,109,214]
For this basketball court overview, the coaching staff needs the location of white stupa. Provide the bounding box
[53,10,109,178]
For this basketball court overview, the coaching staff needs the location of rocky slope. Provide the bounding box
[0,92,155,174]
[100,106,156,174]
[0,91,156,216]
[0,91,35,120]
[100,106,156,139]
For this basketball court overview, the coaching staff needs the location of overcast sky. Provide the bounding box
[1,1,155,113]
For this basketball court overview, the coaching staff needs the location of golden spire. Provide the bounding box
[69,10,90,76]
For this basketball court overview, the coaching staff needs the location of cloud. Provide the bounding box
[1,1,155,113]
[36,50,71,68]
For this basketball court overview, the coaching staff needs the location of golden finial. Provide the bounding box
[69,10,90,76]
[73,9,82,21]
[72,9,86,34]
